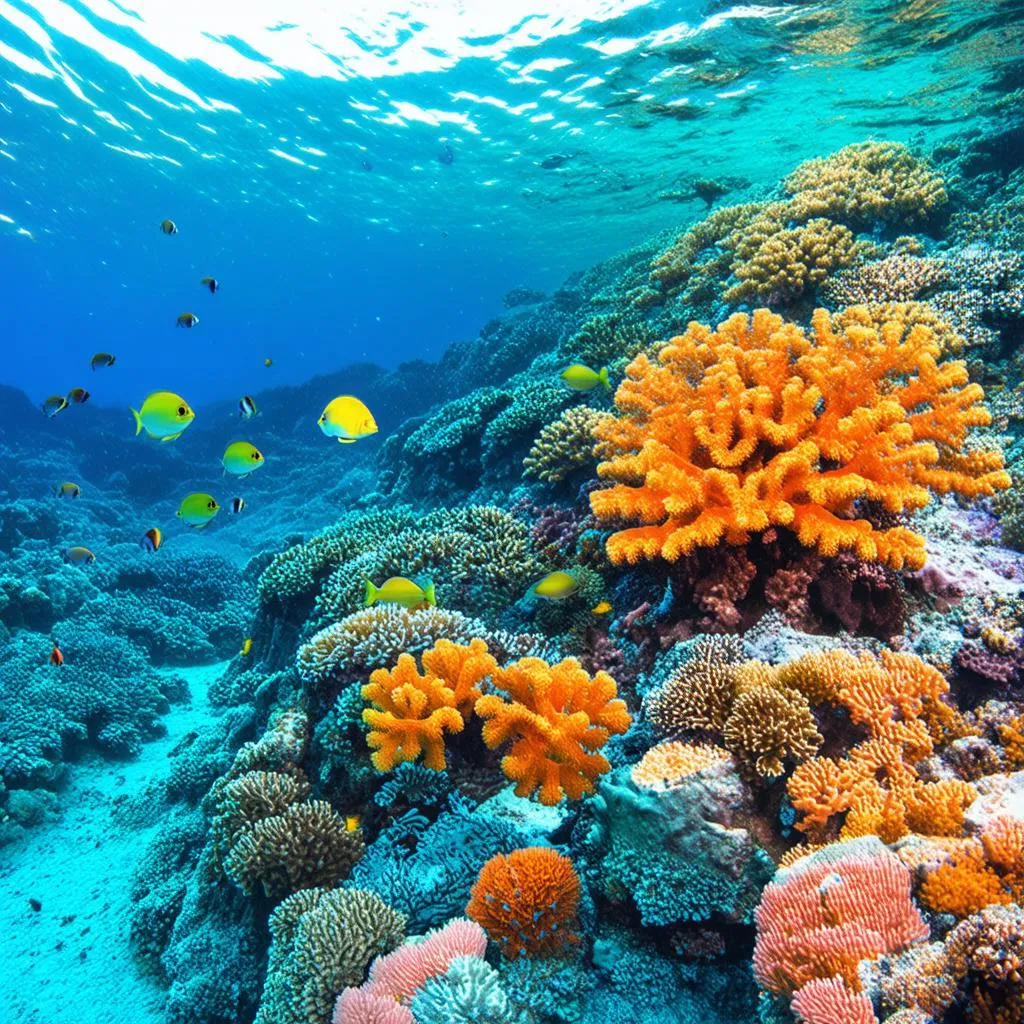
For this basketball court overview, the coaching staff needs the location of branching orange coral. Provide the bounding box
[590,307,1009,570]
[790,976,877,1024]
[475,657,631,805]
[362,639,498,771]
[466,847,581,958]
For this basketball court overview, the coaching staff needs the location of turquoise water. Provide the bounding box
[1,2,1024,1024]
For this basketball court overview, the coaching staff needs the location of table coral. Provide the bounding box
[466,846,581,958]
[475,655,631,804]
[591,307,1009,571]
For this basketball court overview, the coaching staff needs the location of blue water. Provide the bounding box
[2,3,1024,1024]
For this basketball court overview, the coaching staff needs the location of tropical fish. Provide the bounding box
[66,546,96,565]
[176,312,199,329]
[438,143,454,165]
[67,387,90,405]
[240,638,252,657]
[530,571,580,601]
[176,492,219,528]
[361,159,373,172]
[54,482,81,499]
[222,441,264,477]
[91,352,116,371]
[43,395,69,418]
[238,395,257,419]
[230,497,246,514]
[364,576,436,609]
[49,643,64,666]
[140,527,162,552]
[560,364,610,392]
[200,277,219,294]
[131,391,195,441]
[318,395,378,444]
[592,601,613,615]
[264,357,273,368]
[160,219,178,235]
[345,815,361,832]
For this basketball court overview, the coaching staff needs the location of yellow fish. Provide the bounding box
[176,492,219,528]
[43,395,69,418]
[318,395,378,444]
[176,312,199,329]
[54,482,81,499]
[131,391,195,442]
[240,638,252,657]
[560,364,610,392]
[66,546,96,565]
[530,571,580,601]
[91,352,116,371]
[592,601,613,615]
[364,577,435,609]
[160,219,178,235]
[345,815,361,833]
[222,441,265,477]
[264,357,273,368]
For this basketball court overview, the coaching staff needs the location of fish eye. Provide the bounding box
[177,406,187,416]
[252,451,261,460]
[207,500,216,510]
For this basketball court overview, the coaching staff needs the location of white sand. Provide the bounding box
[0,662,227,1024]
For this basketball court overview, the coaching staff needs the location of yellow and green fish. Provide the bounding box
[364,576,436,609]
[318,395,378,444]
[160,219,178,235]
[65,546,96,565]
[131,391,195,442]
[222,441,264,477]
[43,395,69,418]
[176,493,219,528]
[560,364,610,392]
[200,277,219,294]
[67,387,90,405]
[54,482,81,499]
[530,571,580,601]
[91,352,116,371]
[176,312,199,329]
[240,638,252,657]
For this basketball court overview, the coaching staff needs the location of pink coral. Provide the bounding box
[333,988,414,1024]
[791,977,877,1024]
[366,919,487,1002]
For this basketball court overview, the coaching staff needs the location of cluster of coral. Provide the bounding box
[5,132,1023,1024]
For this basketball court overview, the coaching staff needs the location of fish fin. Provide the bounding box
[423,582,436,607]
[364,579,377,607]
[131,408,142,436]
[161,432,183,442]
[599,366,610,391]
[336,437,357,444]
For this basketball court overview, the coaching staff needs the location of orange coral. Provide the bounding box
[785,651,973,843]
[475,657,631,805]
[753,845,929,996]
[466,847,580,958]
[630,741,730,790]
[590,307,1008,570]
[791,976,877,1024]
[919,848,1012,918]
[362,638,497,772]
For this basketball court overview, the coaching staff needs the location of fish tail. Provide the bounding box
[131,408,142,436]
[423,582,436,607]
[364,579,378,607]
[599,366,610,391]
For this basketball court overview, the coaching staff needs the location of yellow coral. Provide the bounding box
[630,741,730,790]
[721,684,821,778]
[590,307,1009,570]
[833,301,967,356]
[475,657,631,805]
[523,406,610,483]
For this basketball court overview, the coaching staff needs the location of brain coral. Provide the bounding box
[590,307,1009,571]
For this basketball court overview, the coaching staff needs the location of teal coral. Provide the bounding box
[410,955,521,1024]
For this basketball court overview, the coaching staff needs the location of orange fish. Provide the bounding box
[49,644,64,666]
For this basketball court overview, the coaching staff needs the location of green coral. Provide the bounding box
[524,406,608,484]
[256,887,406,1024]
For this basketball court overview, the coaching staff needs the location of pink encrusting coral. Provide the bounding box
[753,843,929,996]
[332,918,489,1020]
[332,987,415,1024]
[791,976,877,1024]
